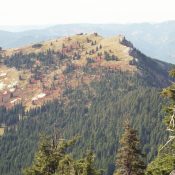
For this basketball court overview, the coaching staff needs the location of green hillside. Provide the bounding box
[0,70,169,175]
[0,35,173,175]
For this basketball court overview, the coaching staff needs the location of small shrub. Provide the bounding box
[32,44,43,48]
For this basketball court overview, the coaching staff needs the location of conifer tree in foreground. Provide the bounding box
[23,134,102,175]
[114,120,146,175]
[146,69,175,175]
[23,135,77,175]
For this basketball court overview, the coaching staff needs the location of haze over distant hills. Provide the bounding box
[0,21,175,64]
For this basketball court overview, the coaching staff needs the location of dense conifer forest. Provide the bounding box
[0,68,169,175]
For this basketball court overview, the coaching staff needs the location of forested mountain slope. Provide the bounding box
[0,34,173,175]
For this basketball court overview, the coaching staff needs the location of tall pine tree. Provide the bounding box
[114,120,146,175]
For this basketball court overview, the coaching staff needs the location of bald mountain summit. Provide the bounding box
[0,33,173,175]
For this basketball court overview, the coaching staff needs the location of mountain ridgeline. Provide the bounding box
[0,33,172,175]
[1,22,175,63]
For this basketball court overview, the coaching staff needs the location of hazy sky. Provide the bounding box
[0,0,175,25]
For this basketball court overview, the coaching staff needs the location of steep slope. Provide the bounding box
[0,34,173,175]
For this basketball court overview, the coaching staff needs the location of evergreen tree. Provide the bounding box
[23,135,77,175]
[146,68,175,175]
[114,120,146,175]
[146,145,175,175]
[23,135,102,175]
[76,151,102,175]
[96,47,99,52]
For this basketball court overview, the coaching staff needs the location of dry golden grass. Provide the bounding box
[0,128,5,136]
[99,35,133,61]
[0,65,20,88]
[3,34,132,61]
[1,34,137,109]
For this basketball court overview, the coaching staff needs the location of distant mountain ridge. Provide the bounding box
[0,21,175,63]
